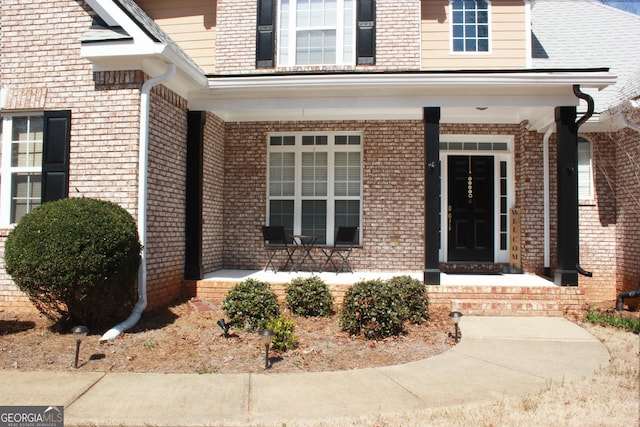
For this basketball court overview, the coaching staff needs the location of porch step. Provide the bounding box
[427,285,586,317]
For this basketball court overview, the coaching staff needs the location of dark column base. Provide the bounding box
[423,269,441,285]
[555,270,578,286]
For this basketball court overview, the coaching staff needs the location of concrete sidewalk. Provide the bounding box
[0,317,610,426]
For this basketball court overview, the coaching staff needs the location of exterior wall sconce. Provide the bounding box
[259,329,274,370]
[71,325,89,368]
[449,311,463,343]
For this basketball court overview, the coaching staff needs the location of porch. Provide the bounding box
[184,270,586,317]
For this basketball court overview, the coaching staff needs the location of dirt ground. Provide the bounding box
[0,299,454,374]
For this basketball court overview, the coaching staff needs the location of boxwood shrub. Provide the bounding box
[265,316,297,351]
[387,275,430,324]
[285,276,334,317]
[222,279,280,331]
[340,279,409,340]
[4,198,141,328]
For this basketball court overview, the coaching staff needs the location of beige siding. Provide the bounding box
[421,0,527,70]
[136,0,216,74]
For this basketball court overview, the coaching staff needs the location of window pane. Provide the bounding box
[335,200,360,244]
[269,200,295,238]
[335,152,360,196]
[11,116,43,167]
[302,152,327,196]
[11,173,41,223]
[269,152,295,197]
[301,200,327,244]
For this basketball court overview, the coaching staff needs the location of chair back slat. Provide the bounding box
[262,225,287,245]
[335,226,358,246]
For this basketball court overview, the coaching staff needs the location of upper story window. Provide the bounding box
[278,0,356,66]
[578,136,593,200]
[451,0,490,53]
[256,0,375,68]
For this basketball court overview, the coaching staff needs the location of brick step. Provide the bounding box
[450,299,565,316]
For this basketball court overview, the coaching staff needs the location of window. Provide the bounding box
[278,0,356,66]
[268,133,361,244]
[578,137,593,199]
[0,115,43,223]
[451,0,490,53]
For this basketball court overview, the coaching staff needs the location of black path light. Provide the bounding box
[217,319,230,338]
[71,325,89,368]
[449,311,463,343]
[259,329,274,370]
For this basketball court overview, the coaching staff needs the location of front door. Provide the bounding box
[447,155,494,262]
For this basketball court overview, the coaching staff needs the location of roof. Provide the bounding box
[531,0,640,112]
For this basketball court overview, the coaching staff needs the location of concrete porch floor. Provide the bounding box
[202,269,557,287]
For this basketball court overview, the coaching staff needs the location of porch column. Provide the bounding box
[424,107,441,285]
[554,106,578,286]
[184,111,205,280]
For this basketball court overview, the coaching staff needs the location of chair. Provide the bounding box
[261,225,296,272]
[322,226,358,273]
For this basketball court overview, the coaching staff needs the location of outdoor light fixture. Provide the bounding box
[449,311,463,343]
[217,319,230,338]
[71,325,89,369]
[259,329,274,370]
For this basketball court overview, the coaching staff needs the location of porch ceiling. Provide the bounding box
[188,70,616,125]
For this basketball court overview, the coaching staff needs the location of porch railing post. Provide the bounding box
[424,107,441,285]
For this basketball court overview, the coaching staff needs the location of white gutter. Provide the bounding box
[542,124,554,274]
[100,63,177,342]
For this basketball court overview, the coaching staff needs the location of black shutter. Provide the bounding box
[184,111,205,280]
[256,0,276,68]
[41,110,71,203]
[356,0,376,65]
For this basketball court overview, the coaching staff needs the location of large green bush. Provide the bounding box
[4,198,141,328]
[387,275,429,324]
[340,279,409,340]
[285,276,334,317]
[222,279,280,331]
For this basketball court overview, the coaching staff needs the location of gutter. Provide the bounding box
[100,63,177,342]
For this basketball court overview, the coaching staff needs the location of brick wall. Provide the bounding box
[202,112,226,272]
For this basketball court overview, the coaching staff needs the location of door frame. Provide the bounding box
[439,135,515,264]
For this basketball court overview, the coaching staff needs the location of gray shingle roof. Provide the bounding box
[531,0,640,111]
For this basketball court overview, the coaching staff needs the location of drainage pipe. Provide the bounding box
[100,63,177,342]
[542,124,553,276]
[617,278,640,311]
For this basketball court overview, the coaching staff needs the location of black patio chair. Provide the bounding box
[261,225,296,272]
[321,226,358,273]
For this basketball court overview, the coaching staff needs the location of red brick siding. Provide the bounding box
[202,113,226,271]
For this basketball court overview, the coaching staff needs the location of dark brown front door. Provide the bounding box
[447,155,494,262]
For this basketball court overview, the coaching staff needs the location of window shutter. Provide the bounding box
[356,0,376,65]
[256,0,276,68]
[41,110,71,203]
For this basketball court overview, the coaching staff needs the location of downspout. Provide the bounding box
[542,124,553,277]
[100,63,177,342]
[572,85,593,278]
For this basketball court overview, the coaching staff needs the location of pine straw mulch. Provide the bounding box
[0,299,454,374]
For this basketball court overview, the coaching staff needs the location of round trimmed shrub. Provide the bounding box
[387,275,430,324]
[222,279,280,332]
[4,198,141,328]
[285,276,334,317]
[340,279,409,340]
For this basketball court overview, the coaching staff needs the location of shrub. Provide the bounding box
[340,279,409,340]
[222,279,280,331]
[265,316,297,351]
[285,276,334,317]
[4,198,141,328]
[387,275,429,324]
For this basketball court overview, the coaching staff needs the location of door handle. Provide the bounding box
[448,205,452,231]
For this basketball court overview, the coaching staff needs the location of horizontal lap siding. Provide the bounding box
[421,0,527,70]
[136,0,216,74]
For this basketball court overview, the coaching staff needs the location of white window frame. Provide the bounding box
[450,0,492,54]
[578,136,594,200]
[267,132,362,245]
[0,113,44,225]
[277,0,356,67]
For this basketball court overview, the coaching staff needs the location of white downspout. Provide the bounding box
[101,63,177,342]
[542,124,554,276]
